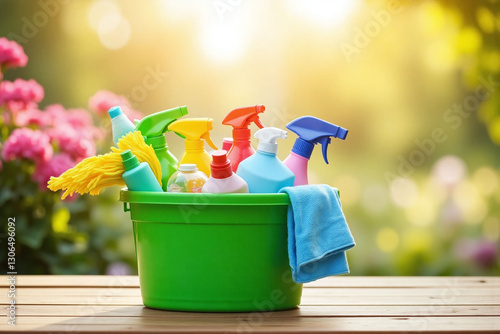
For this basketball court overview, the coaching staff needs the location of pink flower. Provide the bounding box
[1,128,53,163]
[0,79,44,112]
[47,126,96,162]
[44,104,67,125]
[15,108,50,127]
[473,241,497,269]
[123,107,143,122]
[88,90,142,121]
[66,108,94,129]
[0,38,28,69]
[33,153,75,191]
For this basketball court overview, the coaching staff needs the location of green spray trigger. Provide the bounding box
[135,106,188,137]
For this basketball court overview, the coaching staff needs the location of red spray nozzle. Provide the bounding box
[222,105,265,129]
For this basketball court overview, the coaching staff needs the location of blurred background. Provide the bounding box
[0,0,498,275]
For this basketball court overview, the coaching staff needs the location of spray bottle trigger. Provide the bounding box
[317,136,331,164]
[174,132,186,139]
[251,115,265,129]
[201,132,218,150]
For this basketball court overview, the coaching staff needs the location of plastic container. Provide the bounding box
[108,106,136,145]
[120,191,302,312]
[167,164,208,193]
[237,127,295,193]
[202,150,249,194]
[121,150,163,192]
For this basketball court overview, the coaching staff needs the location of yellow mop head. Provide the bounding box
[48,131,162,199]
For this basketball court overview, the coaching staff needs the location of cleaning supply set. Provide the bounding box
[48,103,354,313]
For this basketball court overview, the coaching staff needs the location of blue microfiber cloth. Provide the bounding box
[279,185,355,283]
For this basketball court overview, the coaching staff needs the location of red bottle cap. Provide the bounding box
[211,150,233,179]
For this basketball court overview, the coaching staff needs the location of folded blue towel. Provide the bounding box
[279,185,355,283]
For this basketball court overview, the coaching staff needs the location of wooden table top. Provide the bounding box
[1,276,499,333]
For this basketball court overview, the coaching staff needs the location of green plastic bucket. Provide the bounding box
[120,190,303,312]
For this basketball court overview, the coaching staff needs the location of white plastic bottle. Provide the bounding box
[202,150,248,193]
[108,106,136,145]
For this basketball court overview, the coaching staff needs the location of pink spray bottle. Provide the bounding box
[283,116,348,186]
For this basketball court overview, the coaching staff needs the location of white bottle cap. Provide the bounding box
[179,164,198,172]
[254,127,287,154]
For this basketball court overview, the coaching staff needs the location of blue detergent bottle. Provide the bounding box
[121,149,163,192]
[236,127,295,193]
[109,106,136,145]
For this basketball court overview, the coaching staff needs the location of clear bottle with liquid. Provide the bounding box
[167,164,208,193]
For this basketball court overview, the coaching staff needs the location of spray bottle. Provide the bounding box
[134,106,188,191]
[222,105,265,171]
[283,116,348,186]
[168,118,218,176]
[237,127,294,193]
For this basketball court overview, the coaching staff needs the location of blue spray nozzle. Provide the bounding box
[286,116,348,164]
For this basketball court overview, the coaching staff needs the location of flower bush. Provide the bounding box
[0,37,141,274]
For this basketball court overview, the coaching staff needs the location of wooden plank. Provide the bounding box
[2,276,499,288]
[306,276,500,288]
[0,286,497,298]
[1,293,498,306]
[1,288,498,308]
[0,275,139,288]
[1,304,499,318]
[0,316,499,333]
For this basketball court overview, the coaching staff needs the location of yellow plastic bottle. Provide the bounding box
[168,118,218,176]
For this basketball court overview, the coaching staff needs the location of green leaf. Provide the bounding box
[18,218,49,249]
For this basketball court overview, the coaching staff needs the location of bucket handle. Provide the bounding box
[123,202,131,212]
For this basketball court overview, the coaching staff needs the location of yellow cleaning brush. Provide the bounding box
[48,131,162,199]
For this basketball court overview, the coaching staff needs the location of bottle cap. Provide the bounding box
[121,149,140,170]
[222,138,233,151]
[210,150,233,179]
[255,127,287,155]
[108,106,123,119]
[179,164,198,172]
